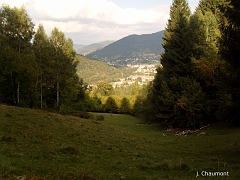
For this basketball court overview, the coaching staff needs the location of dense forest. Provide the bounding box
[0,4,84,109]
[136,0,240,127]
[0,0,239,128]
[76,55,137,84]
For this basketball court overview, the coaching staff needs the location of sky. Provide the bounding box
[0,0,199,45]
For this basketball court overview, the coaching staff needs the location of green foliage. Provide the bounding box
[86,95,103,112]
[59,104,75,115]
[148,0,209,128]
[96,81,114,96]
[133,83,154,120]
[151,66,210,128]
[119,97,131,114]
[87,31,164,66]
[190,10,220,59]
[76,55,136,84]
[0,4,87,112]
[161,0,192,79]
[76,111,92,119]
[218,0,240,124]
[169,77,209,128]
[104,96,118,113]
[0,5,37,106]
[197,0,226,19]
[189,6,221,122]
[48,27,78,107]
[130,81,141,95]
[96,114,105,121]
[137,0,238,128]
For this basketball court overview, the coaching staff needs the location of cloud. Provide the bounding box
[0,0,196,44]
[0,0,28,7]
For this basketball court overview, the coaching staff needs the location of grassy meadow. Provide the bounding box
[0,105,239,179]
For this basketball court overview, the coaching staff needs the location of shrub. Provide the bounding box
[59,104,74,115]
[78,111,91,119]
[96,114,105,121]
[104,96,118,113]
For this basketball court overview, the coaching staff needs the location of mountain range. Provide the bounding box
[87,31,164,66]
[74,40,115,55]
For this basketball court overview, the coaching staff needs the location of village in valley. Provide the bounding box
[111,64,161,88]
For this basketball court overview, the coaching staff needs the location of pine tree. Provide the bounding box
[197,0,226,18]
[189,4,222,121]
[150,0,209,128]
[161,0,192,78]
[218,0,240,124]
[119,97,131,114]
[104,96,118,113]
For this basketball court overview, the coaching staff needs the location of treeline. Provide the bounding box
[71,80,144,115]
[134,0,240,128]
[0,4,86,109]
[1,0,239,129]
[0,3,146,115]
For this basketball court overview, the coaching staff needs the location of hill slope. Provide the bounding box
[1,105,240,179]
[73,44,85,51]
[87,31,164,66]
[76,40,115,55]
[76,55,137,84]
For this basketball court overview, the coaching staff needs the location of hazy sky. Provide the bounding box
[1,0,199,45]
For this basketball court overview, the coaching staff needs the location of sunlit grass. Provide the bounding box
[0,105,239,179]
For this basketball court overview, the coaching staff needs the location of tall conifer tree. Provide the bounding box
[218,0,240,124]
[189,1,224,122]
[151,0,208,128]
[161,0,192,78]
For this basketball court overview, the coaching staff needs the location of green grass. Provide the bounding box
[0,105,240,179]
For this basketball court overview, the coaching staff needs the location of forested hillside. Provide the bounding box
[87,31,164,66]
[76,55,137,84]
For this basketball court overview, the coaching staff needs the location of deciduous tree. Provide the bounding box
[0,5,37,106]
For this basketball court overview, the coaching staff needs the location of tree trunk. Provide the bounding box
[17,82,20,105]
[11,71,17,105]
[40,83,43,109]
[57,72,59,107]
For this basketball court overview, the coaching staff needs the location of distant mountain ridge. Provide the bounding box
[73,44,85,51]
[74,40,115,55]
[87,31,164,66]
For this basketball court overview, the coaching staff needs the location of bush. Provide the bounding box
[104,96,118,113]
[96,114,105,121]
[78,111,91,119]
[59,104,75,115]
[71,111,93,119]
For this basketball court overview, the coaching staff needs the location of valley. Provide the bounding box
[74,31,164,67]
[76,55,159,86]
